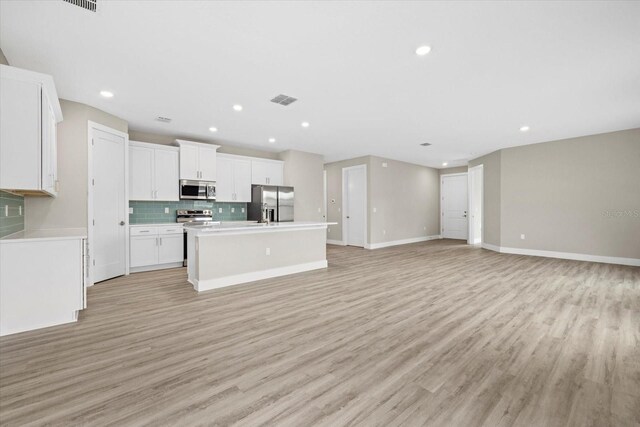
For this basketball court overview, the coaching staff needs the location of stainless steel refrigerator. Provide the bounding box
[248,185,294,222]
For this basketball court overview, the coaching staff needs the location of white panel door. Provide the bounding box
[179,144,199,180]
[154,149,179,201]
[199,145,218,181]
[130,236,158,267]
[158,234,183,264]
[129,145,154,200]
[233,158,252,202]
[345,166,366,247]
[441,174,468,240]
[92,128,127,282]
[216,156,234,202]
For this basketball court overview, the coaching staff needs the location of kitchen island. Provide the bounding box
[185,221,335,292]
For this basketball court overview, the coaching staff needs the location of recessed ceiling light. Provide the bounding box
[301,122,310,128]
[415,45,432,56]
[268,138,276,143]
[100,90,114,98]
[442,162,448,166]
[209,127,218,132]
[520,126,530,132]
[233,104,243,111]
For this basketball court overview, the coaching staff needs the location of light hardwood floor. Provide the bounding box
[1,240,639,426]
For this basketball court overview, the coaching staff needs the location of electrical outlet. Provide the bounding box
[164,207,169,214]
[423,226,426,231]
[231,208,235,213]
[19,206,22,216]
[219,208,223,213]
[383,229,386,235]
[318,207,321,213]
[520,234,525,240]
[373,207,377,213]
[242,207,245,213]
[265,247,271,256]
[128,207,133,214]
[382,162,388,168]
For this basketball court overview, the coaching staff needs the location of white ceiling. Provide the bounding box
[2,1,639,167]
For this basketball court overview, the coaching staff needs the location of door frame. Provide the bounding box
[341,164,367,247]
[440,172,468,240]
[87,121,130,287]
[467,165,483,245]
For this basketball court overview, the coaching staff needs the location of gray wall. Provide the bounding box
[324,156,440,245]
[469,150,501,246]
[439,166,468,175]
[470,128,640,259]
[25,100,128,230]
[0,47,9,65]
[127,130,280,160]
[500,129,640,258]
[369,156,439,244]
[279,150,324,222]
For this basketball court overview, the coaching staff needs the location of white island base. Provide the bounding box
[186,222,332,292]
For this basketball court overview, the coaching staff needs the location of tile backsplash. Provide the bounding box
[0,191,25,238]
[129,200,248,224]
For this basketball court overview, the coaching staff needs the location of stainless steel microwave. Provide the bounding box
[179,180,216,200]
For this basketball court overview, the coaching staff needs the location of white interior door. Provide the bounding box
[92,127,127,283]
[344,166,366,247]
[468,166,483,244]
[441,174,468,240]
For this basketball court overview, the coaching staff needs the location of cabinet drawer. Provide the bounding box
[130,227,158,236]
[158,226,183,235]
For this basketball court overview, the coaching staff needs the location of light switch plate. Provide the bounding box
[373,207,377,213]
[231,208,235,213]
[520,234,525,240]
[128,207,133,214]
[164,207,169,214]
[219,208,223,213]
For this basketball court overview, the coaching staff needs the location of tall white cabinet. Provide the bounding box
[0,64,63,196]
[129,141,179,201]
[175,139,220,181]
[216,154,252,202]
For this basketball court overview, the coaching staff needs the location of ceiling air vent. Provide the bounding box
[155,116,172,123]
[63,0,97,12]
[270,94,297,106]
[420,142,432,147]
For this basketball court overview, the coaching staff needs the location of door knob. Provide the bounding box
[119,221,125,226]
[346,216,350,219]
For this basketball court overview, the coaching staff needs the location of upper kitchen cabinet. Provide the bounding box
[175,139,220,181]
[0,64,63,196]
[251,158,284,186]
[129,141,179,201]
[216,154,252,202]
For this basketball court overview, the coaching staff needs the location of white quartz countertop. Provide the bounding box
[0,228,87,243]
[130,223,183,227]
[185,221,336,235]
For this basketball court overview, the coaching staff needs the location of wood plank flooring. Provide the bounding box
[1,240,639,426]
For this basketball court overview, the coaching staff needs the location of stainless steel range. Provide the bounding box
[176,209,213,223]
[176,210,214,266]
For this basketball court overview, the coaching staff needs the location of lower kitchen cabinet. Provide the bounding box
[130,225,184,272]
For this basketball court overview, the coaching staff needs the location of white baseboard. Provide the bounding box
[365,235,441,250]
[481,243,640,267]
[130,262,184,273]
[196,260,328,292]
[327,239,346,246]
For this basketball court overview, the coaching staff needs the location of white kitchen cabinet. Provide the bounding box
[0,64,62,196]
[158,234,184,264]
[130,225,184,272]
[0,232,87,336]
[175,139,220,181]
[251,159,284,186]
[129,141,179,201]
[216,154,252,202]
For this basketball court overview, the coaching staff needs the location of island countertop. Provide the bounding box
[184,221,336,235]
